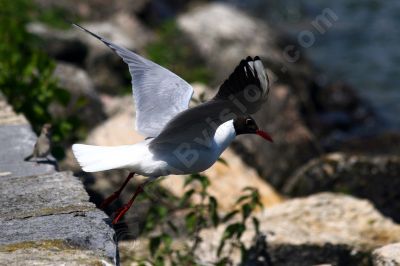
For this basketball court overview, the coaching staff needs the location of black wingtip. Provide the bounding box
[72,23,103,42]
[214,56,262,101]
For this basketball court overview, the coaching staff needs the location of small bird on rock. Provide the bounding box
[71,24,273,225]
[25,123,52,162]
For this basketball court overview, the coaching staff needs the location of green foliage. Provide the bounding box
[146,21,212,85]
[34,6,76,29]
[135,173,263,265]
[217,187,263,263]
[0,0,84,159]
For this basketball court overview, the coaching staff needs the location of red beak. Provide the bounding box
[256,130,273,142]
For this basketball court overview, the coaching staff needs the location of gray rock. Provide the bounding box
[81,14,154,93]
[51,62,106,127]
[0,247,114,266]
[177,3,291,82]
[196,193,400,265]
[373,243,400,266]
[0,95,27,126]
[26,22,88,65]
[334,131,400,155]
[283,153,400,222]
[0,211,117,263]
[28,13,154,94]
[34,0,149,20]
[0,171,95,220]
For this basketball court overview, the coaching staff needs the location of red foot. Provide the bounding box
[99,192,120,209]
[100,172,135,210]
[111,185,144,225]
[112,203,132,224]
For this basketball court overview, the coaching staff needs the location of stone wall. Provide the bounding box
[0,95,118,265]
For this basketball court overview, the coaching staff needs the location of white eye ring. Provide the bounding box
[245,118,252,125]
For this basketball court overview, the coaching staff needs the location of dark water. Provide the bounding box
[223,0,400,129]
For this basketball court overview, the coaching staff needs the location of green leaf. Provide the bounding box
[236,195,250,205]
[149,236,161,256]
[196,174,210,190]
[241,203,252,221]
[222,210,239,223]
[184,175,195,187]
[156,206,168,219]
[54,88,70,106]
[240,242,248,263]
[185,211,197,233]
[222,223,241,240]
[217,239,226,258]
[236,223,246,239]
[217,157,229,166]
[252,217,260,234]
[209,196,219,227]
[179,189,195,207]
[167,221,178,234]
[161,233,173,249]
[215,257,230,265]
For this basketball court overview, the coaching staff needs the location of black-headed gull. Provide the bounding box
[72,23,272,224]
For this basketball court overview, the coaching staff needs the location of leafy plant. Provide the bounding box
[0,0,84,158]
[133,172,263,265]
[216,187,263,264]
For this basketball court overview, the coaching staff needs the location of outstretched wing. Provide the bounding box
[73,24,193,137]
[151,56,269,149]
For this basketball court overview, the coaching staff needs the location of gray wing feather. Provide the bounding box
[73,23,193,137]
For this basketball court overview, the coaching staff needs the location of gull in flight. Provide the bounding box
[72,23,272,224]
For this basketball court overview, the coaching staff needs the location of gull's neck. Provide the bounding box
[214,120,236,153]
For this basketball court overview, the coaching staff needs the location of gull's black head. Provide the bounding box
[233,116,258,135]
[233,116,273,142]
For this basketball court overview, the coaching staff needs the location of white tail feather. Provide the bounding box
[72,144,136,172]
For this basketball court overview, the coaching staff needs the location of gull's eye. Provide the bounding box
[245,118,253,125]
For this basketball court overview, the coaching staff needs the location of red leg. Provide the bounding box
[100,172,135,209]
[112,182,145,224]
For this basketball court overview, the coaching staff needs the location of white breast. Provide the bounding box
[140,120,237,176]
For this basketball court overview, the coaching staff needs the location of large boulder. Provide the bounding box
[28,13,154,93]
[34,0,149,20]
[373,243,400,266]
[27,22,88,65]
[334,131,400,155]
[177,2,313,84]
[80,14,154,93]
[282,153,400,222]
[196,193,400,265]
[50,62,106,127]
